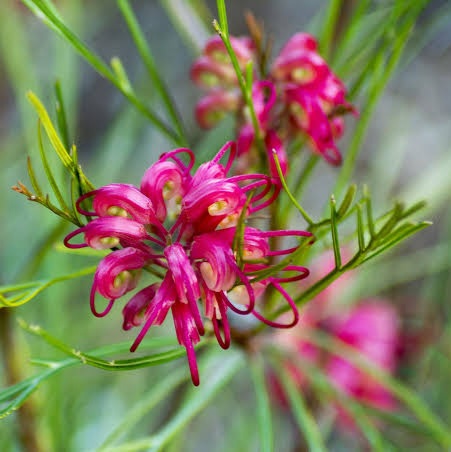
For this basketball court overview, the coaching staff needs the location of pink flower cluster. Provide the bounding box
[272,253,399,429]
[65,142,312,385]
[191,33,355,173]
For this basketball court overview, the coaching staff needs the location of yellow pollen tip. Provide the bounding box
[113,270,132,289]
[99,237,120,248]
[208,200,228,216]
[107,206,128,217]
[201,73,219,87]
[163,181,175,199]
[292,67,314,83]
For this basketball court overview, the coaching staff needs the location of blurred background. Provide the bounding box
[1,1,450,450]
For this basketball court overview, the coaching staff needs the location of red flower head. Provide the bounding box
[191,30,356,173]
[65,142,311,385]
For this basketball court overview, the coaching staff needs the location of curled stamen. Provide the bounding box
[255,229,314,256]
[160,147,195,173]
[225,266,256,316]
[212,292,231,349]
[272,265,310,283]
[64,227,89,249]
[252,280,299,328]
[90,281,116,318]
[229,173,279,211]
[212,140,237,174]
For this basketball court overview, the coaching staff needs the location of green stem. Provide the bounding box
[117,0,188,146]
[333,2,423,197]
[319,0,344,59]
[23,0,183,145]
[250,354,274,452]
[214,0,266,160]
[273,153,314,226]
[99,368,188,449]
[272,358,327,452]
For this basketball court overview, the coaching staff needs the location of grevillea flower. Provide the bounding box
[191,35,255,130]
[65,142,312,385]
[270,251,399,431]
[271,32,356,165]
[191,30,355,173]
[191,35,255,89]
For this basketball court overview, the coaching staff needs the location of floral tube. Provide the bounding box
[90,247,150,317]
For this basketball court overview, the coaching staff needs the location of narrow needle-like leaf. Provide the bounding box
[250,354,274,452]
[330,196,342,269]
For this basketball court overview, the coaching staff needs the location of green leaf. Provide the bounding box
[22,0,183,145]
[54,80,71,151]
[232,191,254,269]
[27,91,73,170]
[214,0,265,160]
[304,361,387,452]
[329,196,341,269]
[273,152,314,226]
[274,362,326,452]
[0,335,188,419]
[332,0,371,64]
[250,354,274,452]
[117,0,187,144]
[18,319,198,371]
[98,367,189,449]
[363,186,376,237]
[361,222,431,265]
[333,0,428,197]
[362,402,441,441]
[270,192,429,320]
[37,120,70,213]
[337,184,357,218]
[27,91,94,195]
[26,156,44,198]
[0,381,40,420]
[318,0,343,59]
[110,57,134,95]
[53,242,108,257]
[269,348,389,451]
[159,0,211,53]
[376,202,404,238]
[101,349,244,452]
[215,0,229,36]
[0,266,96,308]
[356,203,366,251]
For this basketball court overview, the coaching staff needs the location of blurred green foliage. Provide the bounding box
[1,1,451,451]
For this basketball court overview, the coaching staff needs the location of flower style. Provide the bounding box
[271,251,399,430]
[65,142,312,385]
[191,31,356,173]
